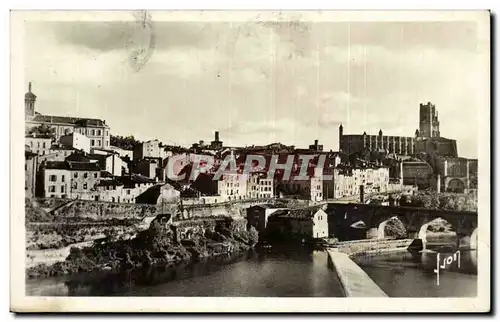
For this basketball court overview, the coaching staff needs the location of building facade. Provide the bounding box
[59,132,91,154]
[217,172,248,201]
[25,151,38,199]
[25,134,52,155]
[266,206,329,239]
[24,83,111,149]
[42,161,101,199]
[134,139,162,160]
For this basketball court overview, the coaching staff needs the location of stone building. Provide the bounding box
[217,172,248,201]
[25,151,38,199]
[25,134,52,156]
[24,83,111,149]
[266,206,329,239]
[42,160,101,200]
[339,125,416,156]
[247,172,274,199]
[59,132,91,154]
[133,139,164,160]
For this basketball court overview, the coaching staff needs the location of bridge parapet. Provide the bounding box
[327,202,478,251]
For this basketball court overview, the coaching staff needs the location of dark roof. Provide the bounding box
[31,114,109,128]
[67,162,101,171]
[25,134,53,139]
[66,152,93,163]
[135,184,162,204]
[272,206,323,220]
[44,160,100,171]
[122,174,156,186]
[97,178,123,187]
[100,171,114,178]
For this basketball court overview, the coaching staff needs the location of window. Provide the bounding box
[94,173,98,178]
[127,190,131,195]
[97,139,101,146]
[61,175,65,182]
[84,172,88,179]
[74,172,78,178]
[106,140,109,146]
[49,185,56,192]
[97,130,101,136]
[25,163,27,171]
[105,130,108,136]
[37,142,40,148]
[83,183,88,190]
[91,129,95,136]
[42,142,46,148]
[61,186,65,193]
[30,141,33,147]
[91,139,95,146]
[49,175,57,182]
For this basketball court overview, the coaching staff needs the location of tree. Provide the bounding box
[27,124,56,139]
[110,135,141,150]
[248,227,259,246]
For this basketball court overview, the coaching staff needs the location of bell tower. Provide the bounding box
[25,82,36,120]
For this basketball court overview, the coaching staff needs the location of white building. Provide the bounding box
[248,172,274,199]
[310,167,323,202]
[217,172,248,201]
[43,160,101,200]
[25,134,52,155]
[134,139,162,160]
[59,132,91,154]
[108,145,133,159]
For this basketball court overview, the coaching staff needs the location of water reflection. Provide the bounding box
[27,246,344,297]
[353,241,478,297]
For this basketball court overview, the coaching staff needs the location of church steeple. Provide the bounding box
[25,82,36,120]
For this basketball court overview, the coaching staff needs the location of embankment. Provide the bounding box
[327,249,388,297]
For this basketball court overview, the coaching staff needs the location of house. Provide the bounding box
[25,134,52,155]
[246,204,285,233]
[247,172,274,199]
[59,132,91,154]
[134,159,159,179]
[24,83,111,149]
[42,160,101,200]
[25,151,38,198]
[266,206,329,239]
[134,139,163,160]
[87,152,124,177]
[217,172,248,201]
[108,145,133,159]
[135,183,181,211]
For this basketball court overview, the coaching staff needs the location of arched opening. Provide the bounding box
[382,216,407,240]
[447,179,465,193]
[419,217,456,251]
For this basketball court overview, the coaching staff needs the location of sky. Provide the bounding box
[24,14,486,158]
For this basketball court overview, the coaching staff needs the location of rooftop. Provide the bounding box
[271,206,323,220]
[30,114,109,128]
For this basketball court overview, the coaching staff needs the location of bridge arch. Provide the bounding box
[446,178,466,193]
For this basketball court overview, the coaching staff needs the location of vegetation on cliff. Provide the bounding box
[26,219,258,279]
[397,190,477,212]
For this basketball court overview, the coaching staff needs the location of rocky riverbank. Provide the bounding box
[26,217,259,279]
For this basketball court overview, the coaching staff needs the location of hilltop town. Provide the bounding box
[25,82,478,208]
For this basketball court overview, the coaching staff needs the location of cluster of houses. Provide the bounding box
[24,83,409,208]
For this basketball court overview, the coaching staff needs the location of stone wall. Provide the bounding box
[33,198,158,220]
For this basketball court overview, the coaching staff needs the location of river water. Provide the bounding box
[26,237,477,297]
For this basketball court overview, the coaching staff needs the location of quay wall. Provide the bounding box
[327,249,388,297]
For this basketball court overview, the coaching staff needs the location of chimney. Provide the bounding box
[314,139,318,146]
[215,131,220,141]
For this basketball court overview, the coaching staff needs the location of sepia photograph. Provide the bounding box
[10,10,491,312]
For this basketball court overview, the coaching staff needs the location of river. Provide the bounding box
[352,236,477,297]
[26,238,477,297]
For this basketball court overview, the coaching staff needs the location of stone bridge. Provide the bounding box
[326,203,478,250]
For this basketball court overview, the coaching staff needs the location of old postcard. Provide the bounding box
[10,10,490,313]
